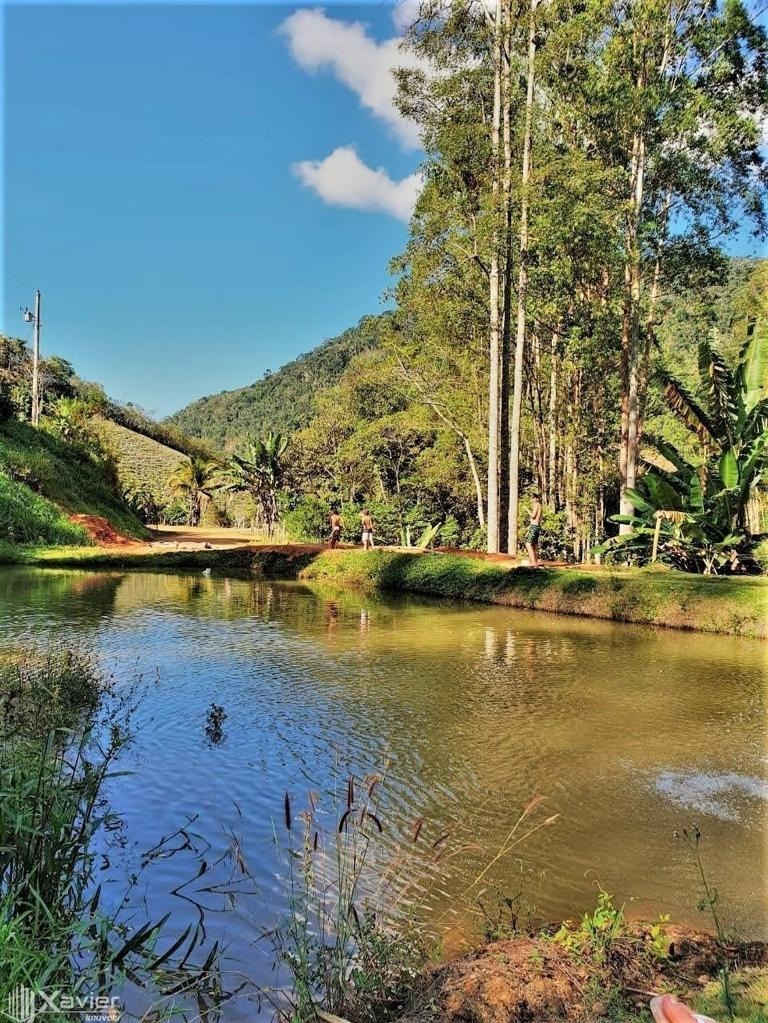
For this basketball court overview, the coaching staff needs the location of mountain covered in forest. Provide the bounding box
[167,314,388,449]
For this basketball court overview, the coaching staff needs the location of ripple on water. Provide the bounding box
[0,567,766,1017]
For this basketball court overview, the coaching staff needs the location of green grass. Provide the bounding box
[294,550,768,638]
[695,969,768,1023]
[0,420,146,543]
[0,473,89,546]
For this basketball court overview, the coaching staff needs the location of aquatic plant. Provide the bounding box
[679,824,736,1023]
[272,771,560,1023]
[274,770,428,1023]
[0,647,221,1017]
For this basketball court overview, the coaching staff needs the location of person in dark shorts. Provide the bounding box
[525,490,542,568]
[328,509,342,548]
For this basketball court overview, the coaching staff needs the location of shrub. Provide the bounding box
[283,494,330,542]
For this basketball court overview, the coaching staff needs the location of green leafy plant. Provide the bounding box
[169,456,220,526]
[679,824,736,1022]
[553,888,626,964]
[597,320,767,572]
[659,319,768,533]
[222,431,289,536]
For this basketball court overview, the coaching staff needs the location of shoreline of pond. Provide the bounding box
[391,924,768,1023]
[3,543,766,638]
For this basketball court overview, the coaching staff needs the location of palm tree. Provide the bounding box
[659,318,768,531]
[169,457,219,527]
[222,432,288,536]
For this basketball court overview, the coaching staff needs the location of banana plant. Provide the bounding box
[221,431,289,535]
[597,471,743,574]
[658,317,768,531]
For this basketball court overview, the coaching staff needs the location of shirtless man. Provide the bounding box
[360,509,374,550]
[328,509,342,549]
[525,490,543,568]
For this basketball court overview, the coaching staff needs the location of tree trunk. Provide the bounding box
[486,0,505,553]
[619,122,646,533]
[464,435,486,529]
[507,0,537,554]
[548,329,559,509]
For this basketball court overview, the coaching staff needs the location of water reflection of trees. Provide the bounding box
[3,568,766,938]
[0,568,124,636]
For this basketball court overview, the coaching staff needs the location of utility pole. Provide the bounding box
[23,290,41,426]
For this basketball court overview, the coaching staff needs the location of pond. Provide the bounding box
[1,567,766,1015]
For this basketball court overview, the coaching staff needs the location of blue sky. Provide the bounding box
[3,2,766,418]
[3,2,422,416]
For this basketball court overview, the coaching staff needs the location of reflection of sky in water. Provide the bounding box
[655,771,768,822]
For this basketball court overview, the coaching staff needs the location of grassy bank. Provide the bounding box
[6,544,767,638]
[0,420,146,545]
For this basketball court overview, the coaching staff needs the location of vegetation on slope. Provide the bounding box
[93,416,188,512]
[0,420,145,544]
[0,333,212,537]
[0,473,88,547]
[167,314,386,448]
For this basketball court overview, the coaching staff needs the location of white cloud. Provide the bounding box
[292,146,421,222]
[278,7,422,149]
[391,0,424,31]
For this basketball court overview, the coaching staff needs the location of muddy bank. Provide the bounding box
[398,926,768,1023]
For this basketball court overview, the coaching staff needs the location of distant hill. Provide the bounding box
[167,314,387,449]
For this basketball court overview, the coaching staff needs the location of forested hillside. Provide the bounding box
[167,314,387,448]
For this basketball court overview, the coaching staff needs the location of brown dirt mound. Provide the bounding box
[69,515,134,547]
[397,927,767,1023]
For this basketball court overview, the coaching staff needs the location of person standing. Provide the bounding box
[328,509,342,549]
[525,490,543,567]
[360,509,374,550]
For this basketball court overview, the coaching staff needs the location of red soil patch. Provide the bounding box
[68,515,134,547]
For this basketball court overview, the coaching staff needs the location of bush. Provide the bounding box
[159,499,190,525]
[283,494,329,542]
[538,508,575,562]
[439,514,462,548]
[0,384,13,424]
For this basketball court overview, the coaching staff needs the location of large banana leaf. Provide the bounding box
[644,471,684,511]
[738,317,768,412]
[688,473,704,514]
[641,434,696,476]
[659,372,716,443]
[610,513,650,526]
[742,397,768,442]
[737,433,768,503]
[622,486,654,515]
[718,448,739,490]
[698,335,736,442]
